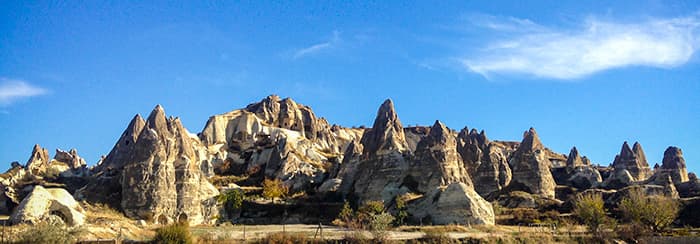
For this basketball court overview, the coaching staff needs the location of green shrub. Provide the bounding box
[619,187,680,232]
[573,192,610,237]
[217,189,245,215]
[152,223,193,244]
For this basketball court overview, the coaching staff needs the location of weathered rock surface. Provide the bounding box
[409,182,494,225]
[507,128,556,198]
[611,142,652,181]
[351,99,412,202]
[472,144,512,197]
[119,105,219,225]
[359,99,410,158]
[199,95,363,192]
[649,146,689,185]
[26,144,50,176]
[10,185,86,226]
[457,128,489,176]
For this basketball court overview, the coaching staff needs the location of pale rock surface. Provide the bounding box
[409,183,494,225]
[649,146,689,185]
[507,128,556,198]
[10,185,86,226]
[611,142,652,181]
[120,105,219,225]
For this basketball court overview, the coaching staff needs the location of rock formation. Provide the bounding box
[199,95,362,192]
[411,120,473,191]
[649,146,689,185]
[507,128,556,198]
[611,142,652,181]
[26,144,50,176]
[566,147,586,169]
[119,105,219,225]
[360,99,409,158]
[456,127,489,176]
[409,182,494,225]
[471,144,512,197]
[10,185,86,226]
[352,99,412,202]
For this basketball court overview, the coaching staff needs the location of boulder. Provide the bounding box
[409,183,494,225]
[567,166,602,189]
[10,185,85,226]
[507,128,556,198]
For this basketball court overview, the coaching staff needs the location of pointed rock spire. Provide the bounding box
[654,146,689,184]
[360,99,408,157]
[507,127,556,198]
[566,147,584,168]
[95,114,146,172]
[26,144,50,175]
[518,127,543,152]
[611,141,652,181]
[632,142,648,167]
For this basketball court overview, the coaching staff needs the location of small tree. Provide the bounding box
[356,201,394,240]
[217,189,245,217]
[262,178,288,203]
[619,187,679,232]
[573,192,609,237]
[394,194,409,226]
[338,201,355,227]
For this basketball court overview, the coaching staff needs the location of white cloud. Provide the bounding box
[293,30,341,59]
[462,14,700,79]
[0,78,48,106]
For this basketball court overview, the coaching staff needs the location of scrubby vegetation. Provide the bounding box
[573,192,613,238]
[262,178,289,203]
[152,223,193,244]
[217,188,245,215]
[14,222,83,244]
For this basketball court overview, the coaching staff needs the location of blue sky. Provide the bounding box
[1,1,699,173]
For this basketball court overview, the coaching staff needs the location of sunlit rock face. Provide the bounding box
[198,95,363,192]
[119,105,219,225]
[649,146,689,185]
[507,128,556,198]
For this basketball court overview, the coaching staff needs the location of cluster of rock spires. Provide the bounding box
[1,95,698,227]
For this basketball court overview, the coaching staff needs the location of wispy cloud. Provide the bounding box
[462,14,700,79]
[293,30,341,59]
[0,78,48,106]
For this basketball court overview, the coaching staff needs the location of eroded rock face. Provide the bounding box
[199,95,363,192]
[120,105,219,225]
[566,147,586,169]
[507,128,556,198]
[611,142,652,181]
[457,128,489,177]
[650,146,689,185]
[360,99,409,158]
[352,99,412,202]
[94,114,146,174]
[411,121,473,191]
[26,144,50,176]
[409,183,494,225]
[10,185,86,226]
[472,144,512,197]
